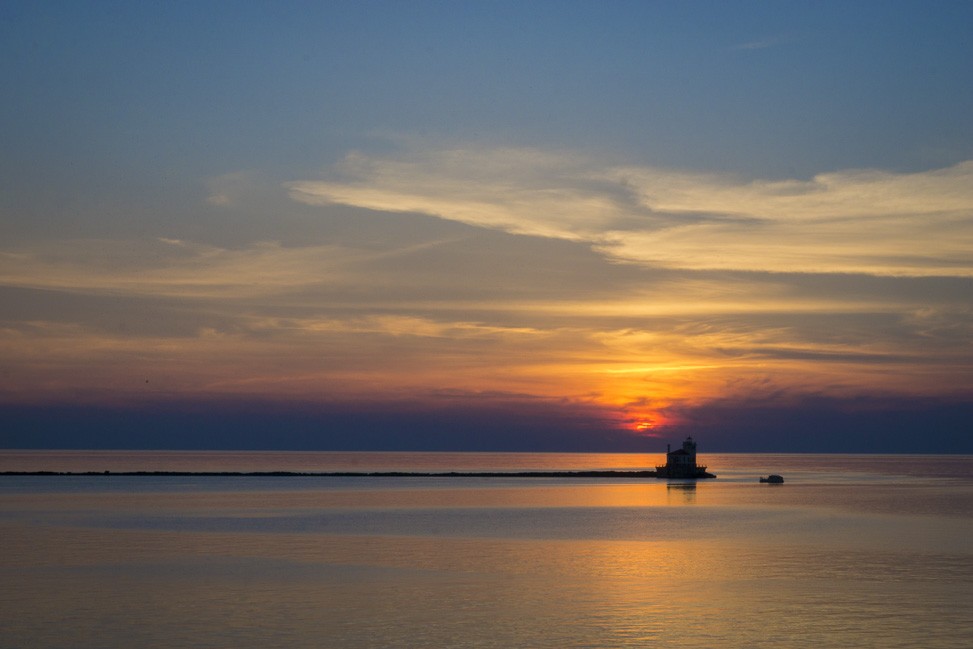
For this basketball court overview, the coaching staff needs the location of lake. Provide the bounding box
[1,451,970,648]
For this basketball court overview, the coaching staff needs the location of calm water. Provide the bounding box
[1,451,970,648]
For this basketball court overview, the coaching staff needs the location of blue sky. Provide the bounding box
[6,2,970,181]
[2,2,972,451]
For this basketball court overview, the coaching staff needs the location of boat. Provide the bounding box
[759,474,784,484]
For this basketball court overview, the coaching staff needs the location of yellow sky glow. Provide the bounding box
[2,144,972,433]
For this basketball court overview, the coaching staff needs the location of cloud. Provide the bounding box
[0,237,409,299]
[3,150,972,438]
[287,147,650,241]
[0,397,640,452]
[205,172,257,207]
[288,145,973,277]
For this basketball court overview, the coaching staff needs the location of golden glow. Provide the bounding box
[2,144,972,432]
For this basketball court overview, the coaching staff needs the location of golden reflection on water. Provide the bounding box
[0,450,663,473]
[3,519,968,649]
[2,474,971,649]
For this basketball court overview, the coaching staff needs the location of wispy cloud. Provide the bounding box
[3,147,972,422]
[0,237,427,299]
[205,171,257,207]
[288,145,973,277]
[287,147,645,241]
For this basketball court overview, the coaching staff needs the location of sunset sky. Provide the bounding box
[2,2,972,452]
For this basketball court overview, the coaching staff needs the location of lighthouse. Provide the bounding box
[655,436,715,479]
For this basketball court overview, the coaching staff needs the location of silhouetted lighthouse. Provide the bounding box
[655,436,715,479]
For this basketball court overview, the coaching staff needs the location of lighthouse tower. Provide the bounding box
[655,436,710,478]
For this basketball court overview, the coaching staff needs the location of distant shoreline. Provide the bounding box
[1,470,663,478]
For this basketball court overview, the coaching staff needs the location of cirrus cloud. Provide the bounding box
[288,145,973,277]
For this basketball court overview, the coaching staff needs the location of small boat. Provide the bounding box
[759,474,784,484]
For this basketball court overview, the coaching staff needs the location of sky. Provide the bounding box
[2,1,972,453]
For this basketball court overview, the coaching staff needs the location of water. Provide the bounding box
[1,451,970,648]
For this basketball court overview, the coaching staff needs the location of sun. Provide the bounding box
[626,409,676,436]
[631,415,666,436]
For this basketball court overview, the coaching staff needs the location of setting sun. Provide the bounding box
[1,1,971,454]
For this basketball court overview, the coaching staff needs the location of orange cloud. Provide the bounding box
[2,147,972,439]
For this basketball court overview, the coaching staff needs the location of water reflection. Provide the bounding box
[666,482,697,505]
[3,520,969,649]
[3,458,972,649]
